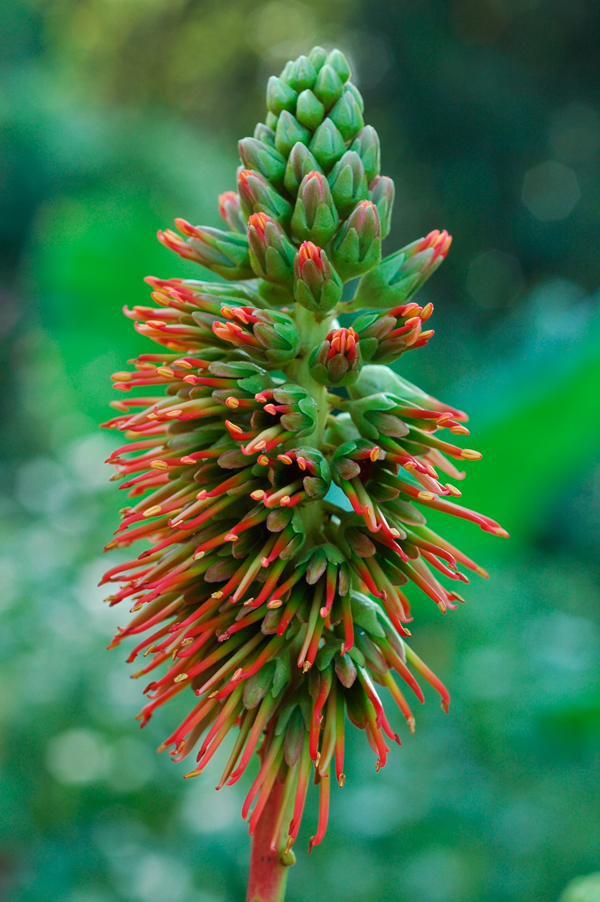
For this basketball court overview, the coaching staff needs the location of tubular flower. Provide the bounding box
[102,46,507,899]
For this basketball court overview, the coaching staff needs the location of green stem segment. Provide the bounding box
[246,779,295,902]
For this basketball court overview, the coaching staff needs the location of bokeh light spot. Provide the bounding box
[522,161,580,221]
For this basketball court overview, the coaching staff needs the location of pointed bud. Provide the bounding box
[327,49,351,83]
[158,220,254,280]
[313,64,344,109]
[296,89,325,131]
[348,230,452,311]
[218,192,246,233]
[353,301,434,364]
[350,126,381,182]
[328,87,365,141]
[266,111,278,130]
[287,55,317,92]
[266,75,297,115]
[284,142,323,196]
[369,175,395,238]
[291,171,339,245]
[331,200,382,281]
[308,45,328,72]
[309,118,346,171]
[328,151,368,217]
[253,122,276,146]
[309,327,363,387]
[239,137,286,186]
[237,169,292,225]
[293,242,343,314]
[275,110,311,157]
[247,212,296,287]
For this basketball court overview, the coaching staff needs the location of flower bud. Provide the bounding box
[328,151,368,217]
[350,126,381,182]
[266,75,297,115]
[348,393,409,442]
[309,118,346,170]
[293,242,343,313]
[331,200,382,281]
[287,55,317,92]
[369,175,395,238]
[328,87,365,141]
[353,301,434,364]
[284,142,323,196]
[296,89,325,131]
[313,64,344,109]
[275,111,311,157]
[348,230,452,311]
[327,49,352,83]
[291,171,339,245]
[239,137,286,186]
[237,169,292,225]
[218,191,246,233]
[247,212,296,287]
[158,219,254,281]
[308,45,327,72]
[309,327,363,387]
[253,122,276,146]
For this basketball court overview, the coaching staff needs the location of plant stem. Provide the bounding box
[246,778,295,902]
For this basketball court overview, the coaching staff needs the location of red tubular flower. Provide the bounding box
[101,44,506,902]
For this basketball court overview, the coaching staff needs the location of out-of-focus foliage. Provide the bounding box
[1,1,600,901]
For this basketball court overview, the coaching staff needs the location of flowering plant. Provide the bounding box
[101,46,506,902]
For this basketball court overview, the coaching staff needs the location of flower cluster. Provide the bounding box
[102,46,506,861]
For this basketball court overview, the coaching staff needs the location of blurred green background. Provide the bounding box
[1,1,600,900]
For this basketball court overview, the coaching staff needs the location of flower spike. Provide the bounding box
[101,46,505,892]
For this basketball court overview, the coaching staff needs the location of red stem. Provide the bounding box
[246,778,294,902]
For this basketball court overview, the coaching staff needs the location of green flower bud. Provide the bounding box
[158,219,254,280]
[369,175,395,238]
[328,150,369,217]
[239,137,286,186]
[328,87,365,141]
[266,75,298,115]
[309,118,346,171]
[313,64,344,109]
[275,110,311,157]
[247,212,296,287]
[212,308,300,368]
[237,169,292,225]
[327,49,351,82]
[283,142,323,196]
[296,89,325,131]
[330,200,382,281]
[347,230,452,311]
[287,55,317,92]
[350,125,381,182]
[265,111,278,129]
[308,45,327,72]
[293,241,343,314]
[345,82,365,113]
[291,171,339,245]
[253,122,276,146]
[308,326,363,387]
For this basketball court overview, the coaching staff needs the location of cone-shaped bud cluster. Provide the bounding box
[293,241,343,314]
[103,47,505,862]
[309,327,362,387]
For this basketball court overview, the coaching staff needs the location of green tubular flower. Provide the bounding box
[102,46,506,890]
